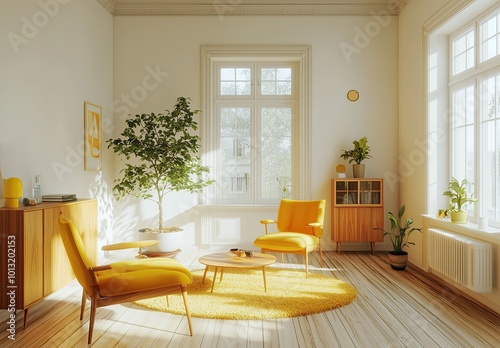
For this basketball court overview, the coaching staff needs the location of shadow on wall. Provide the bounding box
[88,171,114,248]
[111,197,202,246]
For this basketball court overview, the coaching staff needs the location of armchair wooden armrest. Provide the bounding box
[307,222,323,237]
[91,265,112,272]
[260,219,276,234]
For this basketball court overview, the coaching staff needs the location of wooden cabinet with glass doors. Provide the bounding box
[331,179,384,253]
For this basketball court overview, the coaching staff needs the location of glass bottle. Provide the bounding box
[33,175,42,204]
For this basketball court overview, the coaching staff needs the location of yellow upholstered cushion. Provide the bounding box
[254,232,319,252]
[96,258,192,297]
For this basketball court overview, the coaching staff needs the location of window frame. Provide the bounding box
[447,5,500,227]
[200,45,312,206]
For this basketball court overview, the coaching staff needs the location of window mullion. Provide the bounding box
[253,105,261,203]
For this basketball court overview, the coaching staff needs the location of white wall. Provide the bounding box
[0,0,114,244]
[398,0,451,268]
[400,0,500,313]
[113,14,399,250]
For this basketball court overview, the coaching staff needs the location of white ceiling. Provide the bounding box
[98,0,411,16]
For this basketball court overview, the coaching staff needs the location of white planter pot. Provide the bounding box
[138,228,184,253]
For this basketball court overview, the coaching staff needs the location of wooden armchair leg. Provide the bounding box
[305,251,309,278]
[319,243,323,267]
[181,285,193,336]
[80,289,86,320]
[87,296,98,345]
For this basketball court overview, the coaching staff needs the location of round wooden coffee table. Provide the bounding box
[198,252,276,293]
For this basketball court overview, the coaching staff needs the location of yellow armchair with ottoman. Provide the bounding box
[58,218,193,345]
[253,199,326,276]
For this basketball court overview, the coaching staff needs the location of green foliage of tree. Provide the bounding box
[107,97,214,229]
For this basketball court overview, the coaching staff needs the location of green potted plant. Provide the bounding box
[339,136,372,178]
[374,204,422,270]
[107,97,215,252]
[442,177,478,224]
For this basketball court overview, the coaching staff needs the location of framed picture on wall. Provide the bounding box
[84,101,102,171]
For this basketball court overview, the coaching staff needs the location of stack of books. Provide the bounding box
[42,194,77,202]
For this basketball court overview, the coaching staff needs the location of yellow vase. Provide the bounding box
[4,177,23,208]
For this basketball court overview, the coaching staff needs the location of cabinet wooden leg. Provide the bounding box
[337,242,341,254]
[23,308,29,329]
[370,242,375,254]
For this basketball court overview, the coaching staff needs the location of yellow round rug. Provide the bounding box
[134,267,357,320]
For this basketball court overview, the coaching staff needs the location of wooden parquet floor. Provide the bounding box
[1,250,499,347]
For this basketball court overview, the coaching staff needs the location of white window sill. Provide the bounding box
[422,215,500,243]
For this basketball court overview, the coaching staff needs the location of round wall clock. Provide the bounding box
[347,90,359,102]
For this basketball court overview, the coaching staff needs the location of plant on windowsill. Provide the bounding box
[442,177,478,224]
[107,97,215,253]
[374,204,422,270]
[339,136,372,178]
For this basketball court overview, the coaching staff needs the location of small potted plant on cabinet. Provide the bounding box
[374,204,422,270]
[107,97,215,252]
[339,136,372,178]
[442,177,478,224]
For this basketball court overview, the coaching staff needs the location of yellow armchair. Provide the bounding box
[253,199,326,276]
[58,218,193,344]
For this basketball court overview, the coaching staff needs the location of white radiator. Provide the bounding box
[428,228,493,293]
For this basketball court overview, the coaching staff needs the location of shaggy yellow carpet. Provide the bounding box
[134,268,357,320]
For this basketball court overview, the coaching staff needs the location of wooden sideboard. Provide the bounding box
[0,199,97,326]
[331,179,384,253]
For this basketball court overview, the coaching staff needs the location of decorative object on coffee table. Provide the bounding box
[198,251,276,293]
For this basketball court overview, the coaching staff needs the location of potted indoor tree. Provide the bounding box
[107,97,214,252]
[339,136,372,178]
[374,204,422,270]
[442,177,478,224]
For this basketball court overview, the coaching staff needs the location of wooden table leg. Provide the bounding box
[202,265,209,283]
[211,267,218,293]
[262,266,267,292]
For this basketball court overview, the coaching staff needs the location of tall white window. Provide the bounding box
[448,6,500,225]
[480,72,500,222]
[216,64,296,204]
[201,46,311,205]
